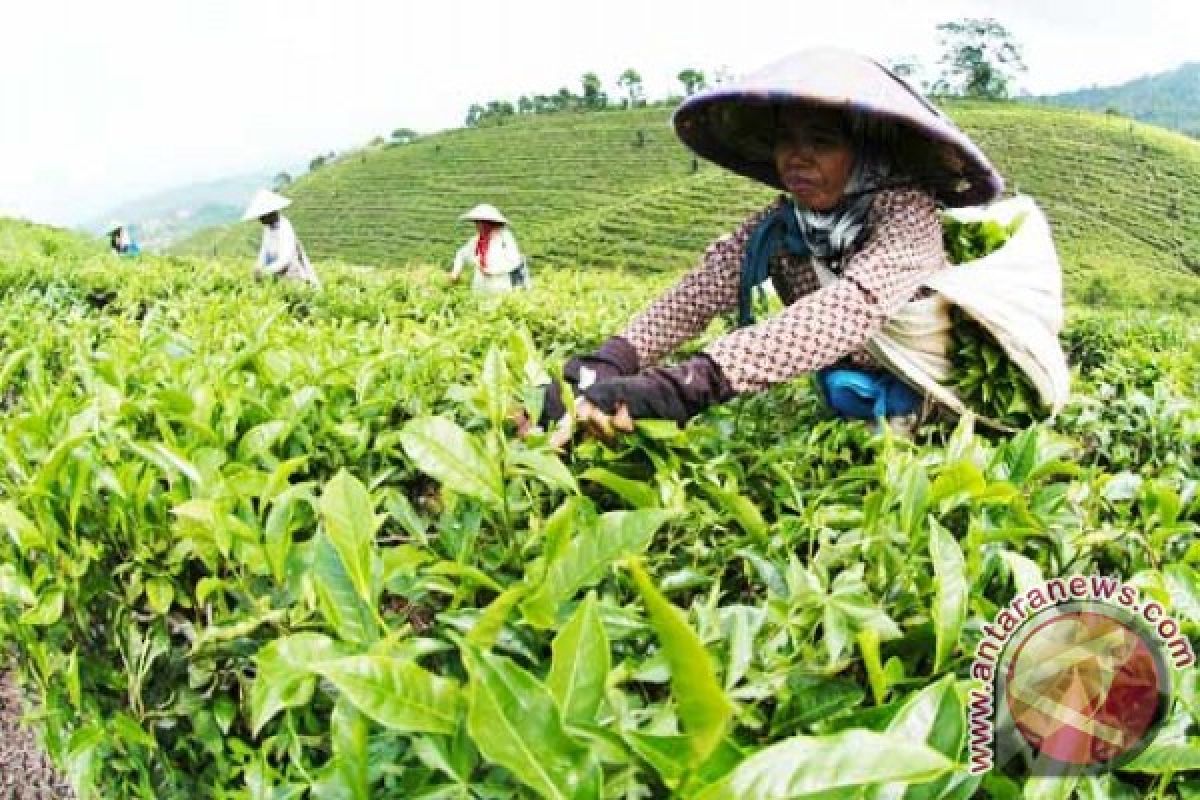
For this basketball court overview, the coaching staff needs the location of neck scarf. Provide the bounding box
[474,222,500,272]
[737,154,888,326]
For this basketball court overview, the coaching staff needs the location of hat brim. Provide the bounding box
[672,52,1003,207]
[241,192,292,221]
[459,206,508,225]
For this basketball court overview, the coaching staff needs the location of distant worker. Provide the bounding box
[242,189,320,287]
[450,204,531,292]
[107,223,141,257]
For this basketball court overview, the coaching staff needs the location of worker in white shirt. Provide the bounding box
[450,204,531,292]
[243,190,320,287]
[107,222,141,257]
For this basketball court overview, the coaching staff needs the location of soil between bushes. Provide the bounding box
[0,669,73,799]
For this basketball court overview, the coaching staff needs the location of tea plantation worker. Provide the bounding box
[450,204,532,292]
[536,48,1002,442]
[107,222,141,257]
[243,189,321,287]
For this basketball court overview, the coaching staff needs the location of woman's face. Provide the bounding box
[772,107,855,211]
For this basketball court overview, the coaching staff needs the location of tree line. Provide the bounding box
[464,18,1028,129]
[291,17,1028,178]
[465,68,718,128]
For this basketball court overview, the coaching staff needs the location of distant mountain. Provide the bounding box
[1036,62,1200,138]
[84,169,298,251]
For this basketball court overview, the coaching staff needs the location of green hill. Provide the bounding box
[1037,62,1200,139]
[176,103,1200,307]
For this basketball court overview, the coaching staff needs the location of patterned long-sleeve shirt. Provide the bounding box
[620,189,946,394]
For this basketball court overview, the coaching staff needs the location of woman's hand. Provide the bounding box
[543,398,635,449]
[536,337,641,428]
[541,355,734,448]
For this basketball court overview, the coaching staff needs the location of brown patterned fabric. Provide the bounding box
[620,189,946,394]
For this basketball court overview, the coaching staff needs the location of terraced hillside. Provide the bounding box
[176,103,1200,305]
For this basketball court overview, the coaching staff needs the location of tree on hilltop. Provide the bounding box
[886,55,928,92]
[309,151,335,172]
[677,68,707,96]
[273,172,292,190]
[618,69,645,108]
[391,128,418,143]
[581,72,608,110]
[933,17,1027,99]
[551,87,576,112]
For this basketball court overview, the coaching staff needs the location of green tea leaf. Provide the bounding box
[310,700,371,800]
[461,642,597,800]
[0,502,45,552]
[20,589,64,626]
[522,509,671,628]
[250,633,346,735]
[400,417,504,509]
[702,483,768,543]
[546,593,609,726]
[509,448,579,494]
[466,584,527,649]
[1119,737,1200,773]
[238,420,289,461]
[623,732,691,785]
[580,467,660,509]
[319,470,384,612]
[694,729,954,800]
[929,460,986,508]
[311,533,380,645]
[315,655,463,735]
[930,520,967,672]
[630,561,732,768]
[0,564,36,607]
[872,675,965,800]
[146,578,174,615]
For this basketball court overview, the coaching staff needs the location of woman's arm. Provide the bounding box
[255,229,270,272]
[620,200,781,367]
[704,189,944,394]
[451,239,474,280]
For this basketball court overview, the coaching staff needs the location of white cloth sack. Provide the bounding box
[865,195,1071,428]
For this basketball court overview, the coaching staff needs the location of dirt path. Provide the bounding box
[0,669,73,799]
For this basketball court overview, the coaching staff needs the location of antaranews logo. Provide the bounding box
[967,575,1195,777]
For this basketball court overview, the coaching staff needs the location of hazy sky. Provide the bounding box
[2,0,1196,226]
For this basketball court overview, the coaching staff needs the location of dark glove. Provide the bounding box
[539,336,640,425]
[581,354,734,427]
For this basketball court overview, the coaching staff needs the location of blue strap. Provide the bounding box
[738,201,810,327]
[817,368,921,420]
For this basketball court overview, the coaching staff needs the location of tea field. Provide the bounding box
[0,216,1197,798]
[174,103,1200,311]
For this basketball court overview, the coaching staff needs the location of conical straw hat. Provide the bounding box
[459,203,509,224]
[672,47,1003,207]
[242,189,292,221]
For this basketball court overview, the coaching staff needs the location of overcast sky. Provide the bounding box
[2,0,1196,226]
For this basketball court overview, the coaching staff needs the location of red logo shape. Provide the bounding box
[1005,611,1165,767]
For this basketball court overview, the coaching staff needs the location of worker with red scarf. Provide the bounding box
[450,204,531,291]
